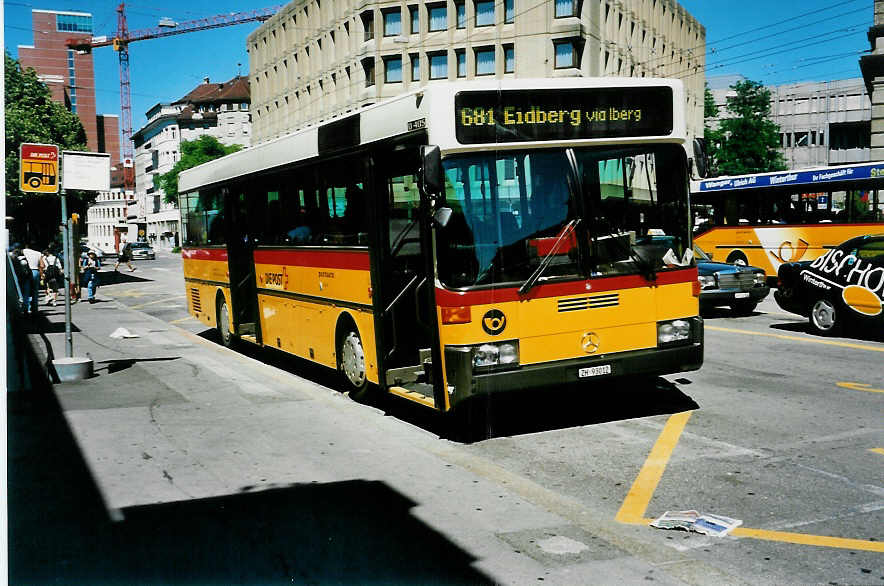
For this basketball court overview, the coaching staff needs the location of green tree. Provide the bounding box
[708,79,786,176]
[5,52,91,244]
[158,135,243,205]
[703,84,722,176]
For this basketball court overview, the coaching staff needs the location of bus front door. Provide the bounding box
[375,164,441,408]
[226,186,260,342]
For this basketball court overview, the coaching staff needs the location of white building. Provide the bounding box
[85,167,128,253]
[247,0,706,144]
[130,75,251,250]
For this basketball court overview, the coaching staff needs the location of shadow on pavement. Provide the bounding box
[8,356,492,584]
[196,328,700,442]
[95,356,181,374]
[94,269,153,286]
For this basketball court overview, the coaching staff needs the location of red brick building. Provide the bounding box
[18,9,120,164]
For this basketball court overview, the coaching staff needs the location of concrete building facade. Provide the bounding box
[860,0,884,160]
[247,0,705,144]
[708,76,872,170]
[130,76,251,250]
[86,169,128,253]
[18,10,120,163]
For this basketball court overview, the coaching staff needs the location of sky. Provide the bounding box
[2,0,874,131]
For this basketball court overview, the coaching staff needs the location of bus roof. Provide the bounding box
[691,161,884,195]
[179,77,686,193]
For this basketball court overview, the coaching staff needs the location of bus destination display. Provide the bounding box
[455,87,673,144]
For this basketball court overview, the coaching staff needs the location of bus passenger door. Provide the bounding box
[372,152,439,406]
[226,184,260,341]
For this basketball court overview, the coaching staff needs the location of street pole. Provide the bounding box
[60,188,73,358]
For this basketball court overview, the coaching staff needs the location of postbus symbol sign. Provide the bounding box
[482,309,507,336]
[20,143,59,194]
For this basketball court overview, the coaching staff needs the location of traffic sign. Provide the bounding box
[20,143,59,193]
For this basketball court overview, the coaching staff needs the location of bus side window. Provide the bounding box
[320,159,368,246]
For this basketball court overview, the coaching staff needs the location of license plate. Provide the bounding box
[578,364,612,378]
[735,292,750,299]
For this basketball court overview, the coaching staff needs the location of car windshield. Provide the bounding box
[130,243,150,248]
[436,145,692,289]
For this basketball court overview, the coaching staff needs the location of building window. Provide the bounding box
[555,0,578,18]
[504,44,514,73]
[429,52,448,79]
[428,4,447,31]
[505,0,514,23]
[456,49,466,77]
[409,5,420,34]
[362,57,376,87]
[384,56,403,82]
[475,1,495,26]
[56,13,92,33]
[383,9,401,36]
[554,40,578,68]
[456,1,466,29]
[361,10,374,41]
[475,47,495,76]
[411,53,420,81]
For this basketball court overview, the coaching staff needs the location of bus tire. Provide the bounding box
[809,298,841,336]
[216,295,237,348]
[726,250,748,266]
[338,326,369,399]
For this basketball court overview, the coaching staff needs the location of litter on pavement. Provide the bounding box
[109,327,139,339]
[650,510,743,537]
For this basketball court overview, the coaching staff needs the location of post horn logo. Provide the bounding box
[482,309,507,336]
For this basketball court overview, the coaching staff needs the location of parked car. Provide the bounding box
[127,242,155,260]
[775,234,884,336]
[695,245,769,315]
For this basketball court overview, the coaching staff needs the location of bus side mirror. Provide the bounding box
[692,138,708,179]
[419,145,443,196]
[433,207,452,228]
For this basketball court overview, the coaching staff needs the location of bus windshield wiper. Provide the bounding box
[518,218,581,295]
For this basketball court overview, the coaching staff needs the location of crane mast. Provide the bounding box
[68,3,280,191]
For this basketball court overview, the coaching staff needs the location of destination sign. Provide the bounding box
[695,162,884,192]
[454,87,673,144]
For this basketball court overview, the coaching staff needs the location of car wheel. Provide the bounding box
[731,300,757,316]
[809,298,841,336]
[216,296,237,348]
[338,328,369,399]
[726,251,748,266]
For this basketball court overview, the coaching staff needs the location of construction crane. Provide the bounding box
[67,3,281,191]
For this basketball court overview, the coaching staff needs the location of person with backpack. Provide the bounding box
[41,248,63,306]
[114,241,136,272]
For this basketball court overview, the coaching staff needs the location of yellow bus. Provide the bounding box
[692,163,884,275]
[178,78,703,414]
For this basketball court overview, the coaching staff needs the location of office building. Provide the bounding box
[130,76,251,250]
[247,0,705,143]
[18,9,120,163]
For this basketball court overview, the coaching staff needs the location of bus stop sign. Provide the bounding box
[20,143,59,193]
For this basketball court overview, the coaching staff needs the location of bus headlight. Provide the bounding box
[472,340,519,369]
[657,319,692,345]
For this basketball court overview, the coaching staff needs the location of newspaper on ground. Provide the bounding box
[109,327,139,339]
[650,510,742,536]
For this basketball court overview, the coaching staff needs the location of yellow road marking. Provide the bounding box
[618,411,884,552]
[870,448,884,456]
[130,297,183,310]
[836,382,884,393]
[616,410,693,524]
[169,315,196,324]
[706,325,884,353]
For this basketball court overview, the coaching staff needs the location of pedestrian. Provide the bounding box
[82,250,100,303]
[21,242,43,315]
[114,241,136,272]
[9,246,31,313]
[42,247,63,306]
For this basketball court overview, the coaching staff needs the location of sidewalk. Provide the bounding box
[8,285,711,585]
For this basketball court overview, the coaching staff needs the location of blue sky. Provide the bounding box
[3,0,873,129]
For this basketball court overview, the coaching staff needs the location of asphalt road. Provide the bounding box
[100,251,884,584]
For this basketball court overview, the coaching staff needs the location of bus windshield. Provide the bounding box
[437,144,692,289]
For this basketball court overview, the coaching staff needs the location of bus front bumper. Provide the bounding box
[444,330,703,403]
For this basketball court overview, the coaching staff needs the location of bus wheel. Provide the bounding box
[216,296,236,348]
[339,329,369,398]
[809,298,841,336]
[726,251,748,266]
